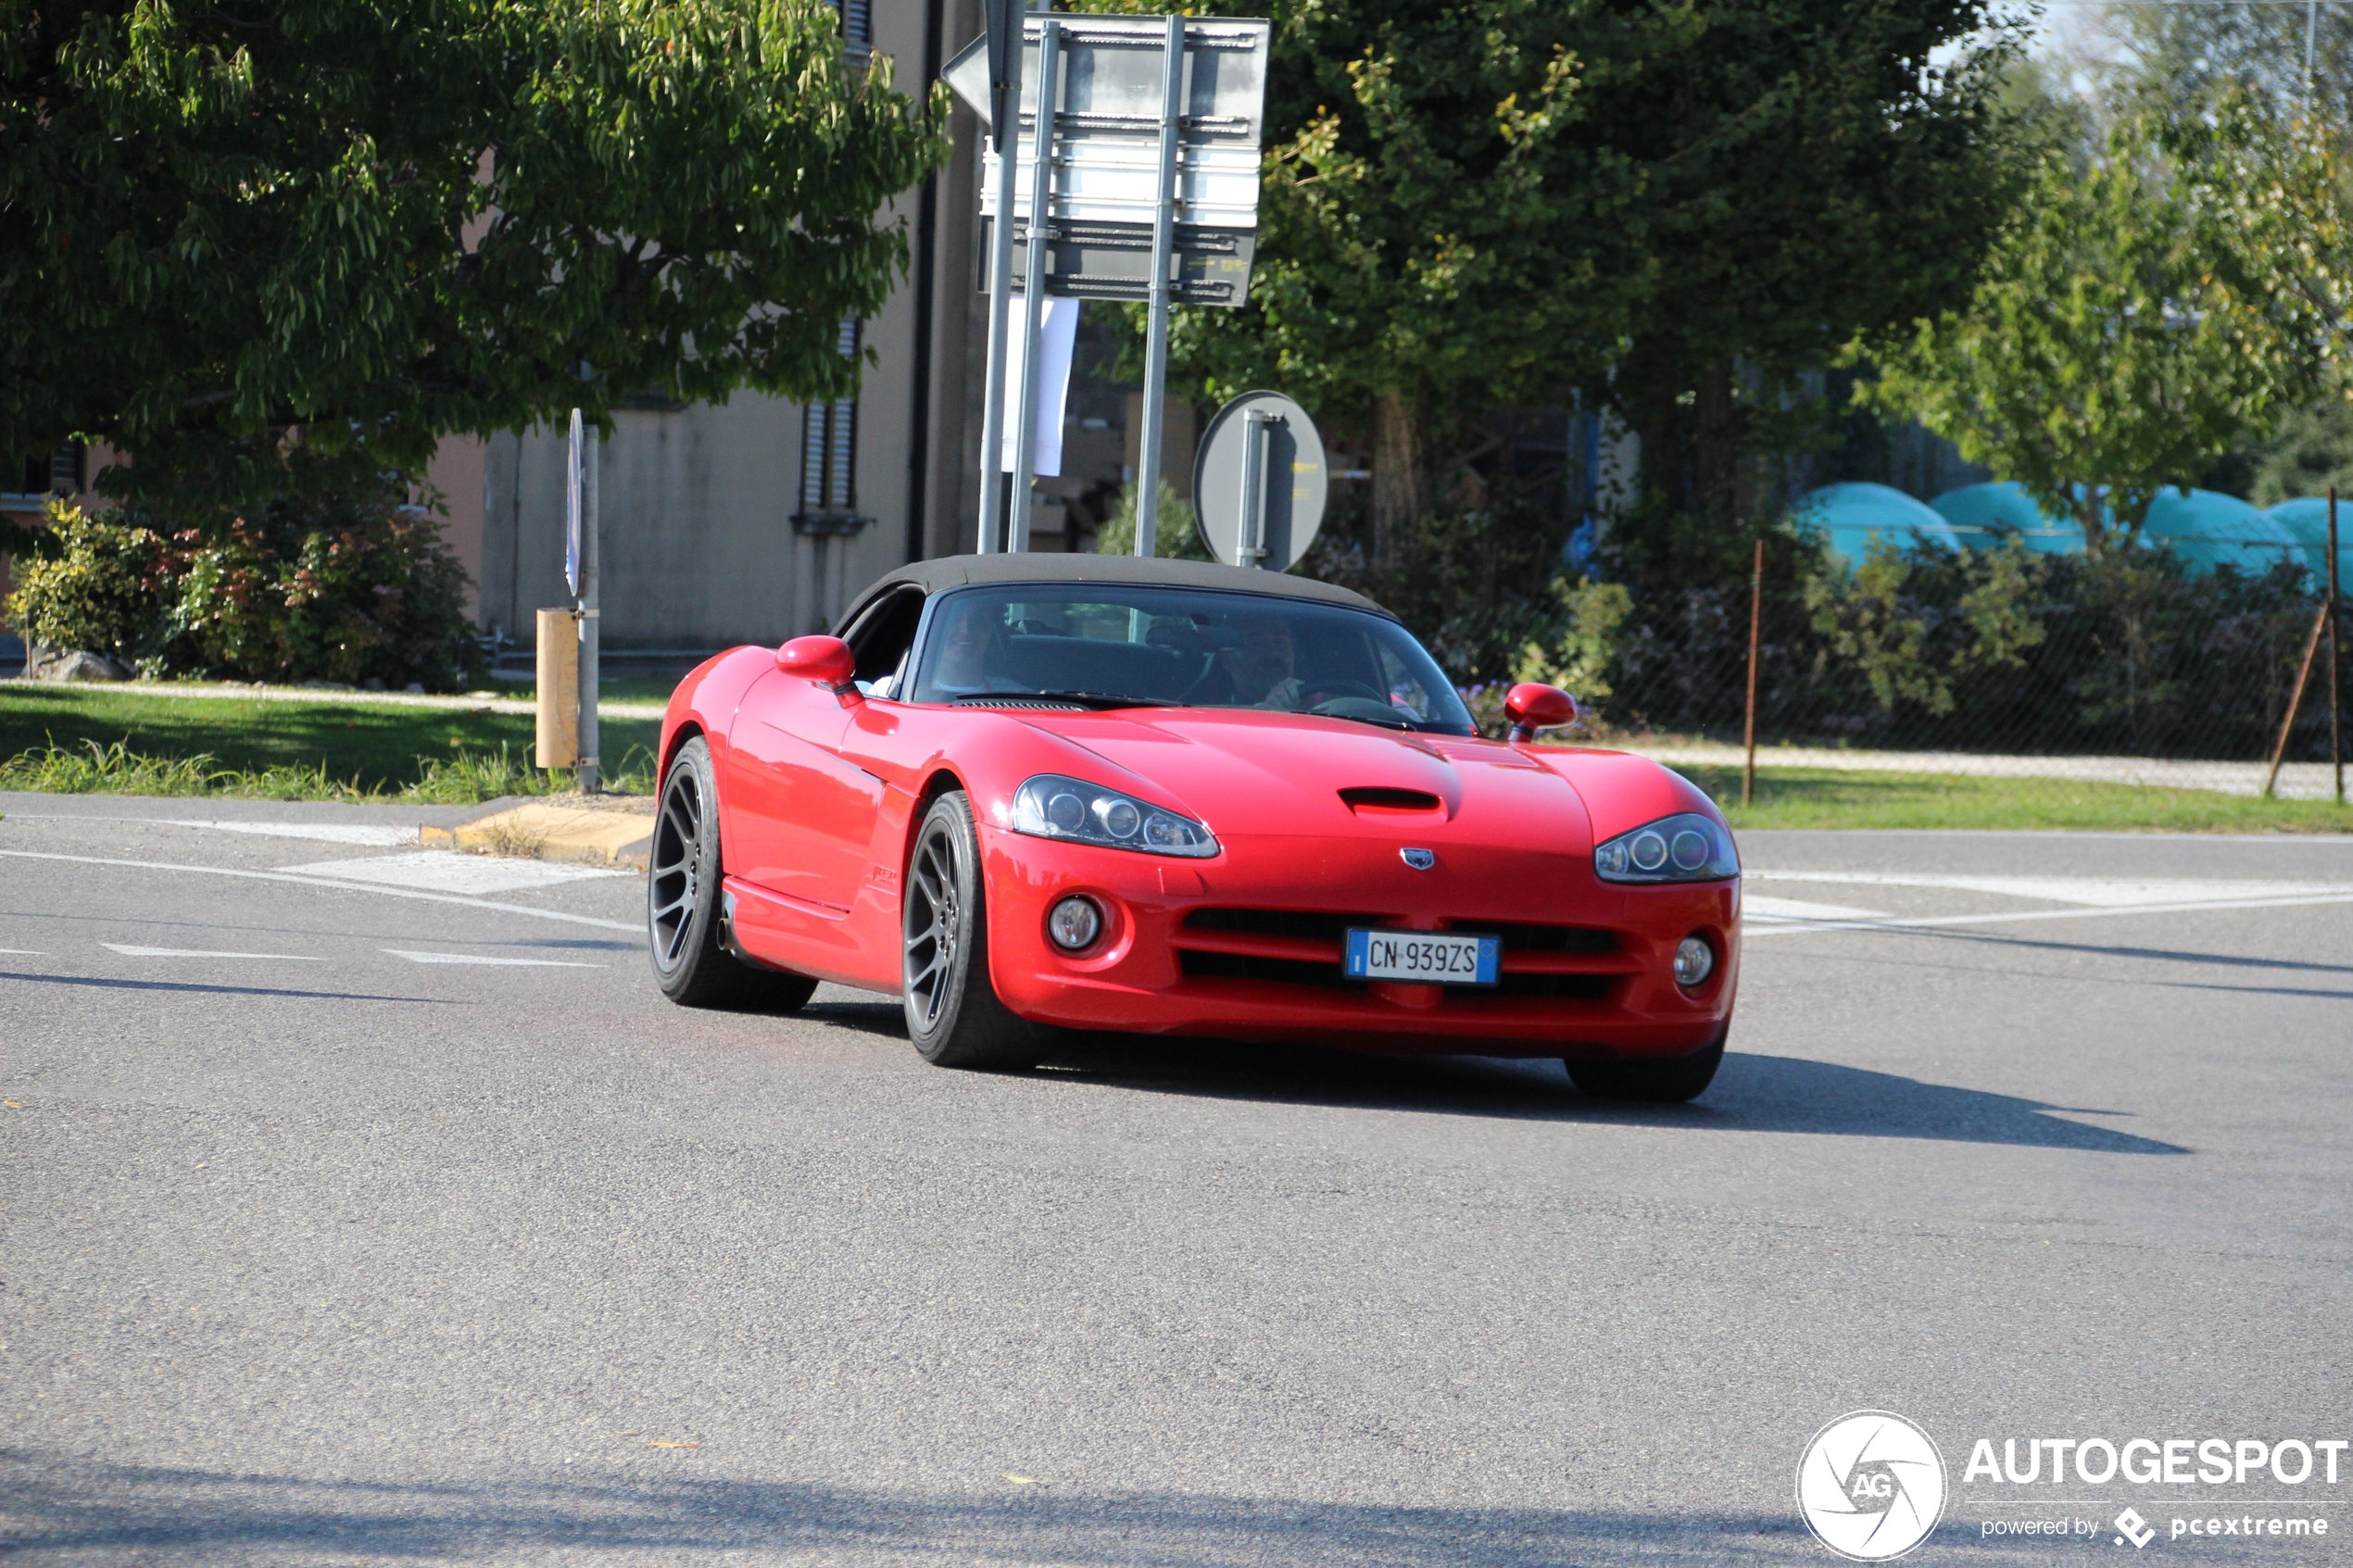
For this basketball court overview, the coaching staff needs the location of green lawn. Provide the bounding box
[1675,764,2353,834]
[0,684,662,799]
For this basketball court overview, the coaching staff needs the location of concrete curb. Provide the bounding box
[421,800,655,871]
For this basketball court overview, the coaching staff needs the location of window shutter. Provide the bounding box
[798,318,862,525]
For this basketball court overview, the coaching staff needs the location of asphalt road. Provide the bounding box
[4,793,2350,1565]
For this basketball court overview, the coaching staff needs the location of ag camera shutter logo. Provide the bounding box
[1796,1411,1948,1561]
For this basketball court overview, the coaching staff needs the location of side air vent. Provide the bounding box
[953,696,1088,711]
[1338,786,1443,812]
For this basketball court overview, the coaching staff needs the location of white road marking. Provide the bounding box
[1746,870,2353,907]
[104,944,323,961]
[280,853,628,896]
[1744,890,2353,939]
[0,850,639,933]
[1743,895,1892,923]
[384,949,605,968]
[0,811,417,846]
[0,948,46,955]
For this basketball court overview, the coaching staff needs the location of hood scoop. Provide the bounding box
[1340,785,1445,815]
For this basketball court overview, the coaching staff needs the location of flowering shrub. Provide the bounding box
[6,489,485,690]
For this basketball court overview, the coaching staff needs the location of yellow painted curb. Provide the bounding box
[421,804,653,868]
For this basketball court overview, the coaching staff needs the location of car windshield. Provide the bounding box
[904,584,1477,735]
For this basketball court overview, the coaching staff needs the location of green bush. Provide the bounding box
[4,501,171,663]
[5,489,486,690]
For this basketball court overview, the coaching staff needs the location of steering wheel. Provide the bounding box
[1302,678,1390,710]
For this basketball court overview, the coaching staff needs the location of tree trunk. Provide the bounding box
[1372,388,1426,567]
[1692,360,1738,526]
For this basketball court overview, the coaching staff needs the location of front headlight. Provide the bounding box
[1012,774,1218,859]
[1594,812,1738,884]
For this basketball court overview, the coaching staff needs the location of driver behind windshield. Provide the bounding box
[1223,614,1305,710]
[930,597,1025,696]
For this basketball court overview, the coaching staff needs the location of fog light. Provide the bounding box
[1048,896,1102,952]
[1673,935,1716,987]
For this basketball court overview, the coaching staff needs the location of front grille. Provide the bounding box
[1497,972,1618,1000]
[1177,949,1345,988]
[1478,922,1617,954]
[1182,908,1388,942]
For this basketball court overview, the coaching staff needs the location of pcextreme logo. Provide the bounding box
[1796,1411,1949,1562]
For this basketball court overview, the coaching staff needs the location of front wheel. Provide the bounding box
[648,736,818,1011]
[1567,1027,1726,1103]
[901,791,1038,1070]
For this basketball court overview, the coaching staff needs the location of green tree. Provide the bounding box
[1114,0,2027,561]
[0,0,948,550]
[1856,111,2317,550]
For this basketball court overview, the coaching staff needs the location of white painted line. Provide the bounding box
[1743,890,2353,939]
[0,811,418,846]
[0,850,640,933]
[280,853,628,896]
[384,949,605,968]
[104,944,324,961]
[1744,895,1891,923]
[0,948,45,955]
[1746,870,2353,907]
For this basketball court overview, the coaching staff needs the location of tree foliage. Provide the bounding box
[1856,107,2322,548]
[0,0,949,543]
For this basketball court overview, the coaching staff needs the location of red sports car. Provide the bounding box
[650,555,1740,1100]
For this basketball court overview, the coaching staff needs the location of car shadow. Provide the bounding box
[1025,1035,2185,1155]
[0,1452,1831,1565]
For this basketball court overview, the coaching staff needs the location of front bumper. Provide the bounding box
[979,827,1738,1060]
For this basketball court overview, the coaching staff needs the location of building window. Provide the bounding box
[3,444,83,509]
[838,0,871,59]
[796,318,865,532]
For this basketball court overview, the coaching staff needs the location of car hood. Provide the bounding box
[1008,708,1705,853]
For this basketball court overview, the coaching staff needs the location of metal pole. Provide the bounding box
[577,422,600,793]
[2331,486,2343,802]
[975,6,1025,554]
[1743,536,1762,808]
[1238,408,1273,567]
[1133,13,1184,558]
[2305,0,2319,114]
[2263,599,2330,798]
[1005,12,1059,553]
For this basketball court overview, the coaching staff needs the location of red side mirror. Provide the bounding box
[777,634,858,691]
[1504,682,1577,742]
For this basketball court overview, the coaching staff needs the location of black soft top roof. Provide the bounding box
[837,553,1393,632]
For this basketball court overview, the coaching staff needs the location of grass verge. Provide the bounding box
[0,686,661,802]
[1677,765,2353,833]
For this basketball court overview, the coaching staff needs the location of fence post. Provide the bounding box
[2263,600,2331,798]
[1743,537,1763,809]
[2332,488,2343,804]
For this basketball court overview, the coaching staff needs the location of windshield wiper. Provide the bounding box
[958,690,1176,710]
[1315,709,1418,732]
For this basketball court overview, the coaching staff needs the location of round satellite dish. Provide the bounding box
[1192,391,1327,570]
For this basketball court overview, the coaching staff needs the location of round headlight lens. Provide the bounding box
[1096,798,1142,839]
[1630,830,1669,872]
[1669,829,1711,871]
[1045,790,1087,832]
[1673,935,1716,987]
[1048,896,1102,951]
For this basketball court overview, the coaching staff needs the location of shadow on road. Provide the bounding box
[0,1453,1837,1565]
[1025,1037,2185,1155]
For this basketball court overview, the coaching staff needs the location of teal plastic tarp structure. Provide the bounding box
[1793,483,1965,565]
[2266,497,2353,589]
[1928,482,2083,555]
[2139,488,2303,576]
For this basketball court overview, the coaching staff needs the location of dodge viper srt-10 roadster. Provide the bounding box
[650,554,1740,1100]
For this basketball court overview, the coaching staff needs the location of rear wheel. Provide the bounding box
[648,736,818,1011]
[901,791,1037,1070]
[1567,1026,1726,1103]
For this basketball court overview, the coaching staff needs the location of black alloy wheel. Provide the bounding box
[901,790,1038,1070]
[648,736,817,1011]
[1565,1024,1727,1103]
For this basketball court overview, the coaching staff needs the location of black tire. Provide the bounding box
[901,791,1038,1070]
[1567,1026,1726,1103]
[648,736,818,1011]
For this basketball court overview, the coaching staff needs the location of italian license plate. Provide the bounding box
[1344,929,1500,985]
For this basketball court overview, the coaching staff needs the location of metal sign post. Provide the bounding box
[948,15,1268,553]
[1005,13,1062,553]
[566,408,600,792]
[973,0,1025,554]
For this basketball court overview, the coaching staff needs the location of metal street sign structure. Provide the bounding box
[947,12,1269,555]
[1192,390,1327,571]
[564,408,599,791]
